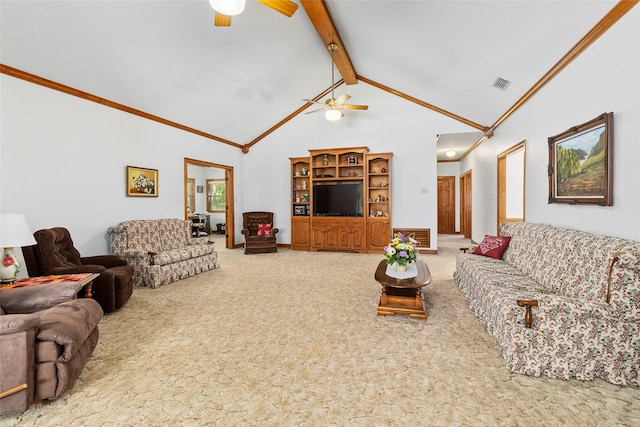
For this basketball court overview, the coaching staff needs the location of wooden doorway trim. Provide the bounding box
[184,158,235,250]
[460,170,472,240]
[437,176,456,234]
[497,141,526,234]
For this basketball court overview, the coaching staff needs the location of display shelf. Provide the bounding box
[366,153,392,252]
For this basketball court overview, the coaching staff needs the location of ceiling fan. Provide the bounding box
[210,0,298,26]
[303,43,369,121]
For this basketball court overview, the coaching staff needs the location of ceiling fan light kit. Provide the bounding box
[209,0,245,16]
[325,109,342,121]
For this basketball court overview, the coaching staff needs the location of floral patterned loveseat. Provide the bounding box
[454,222,640,385]
[107,219,219,288]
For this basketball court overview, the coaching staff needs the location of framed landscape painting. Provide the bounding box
[548,112,613,206]
[126,166,158,197]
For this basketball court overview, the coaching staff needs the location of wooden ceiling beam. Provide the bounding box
[244,81,342,152]
[488,0,639,136]
[0,64,243,149]
[358,75,489,132]
[300,0,358,85]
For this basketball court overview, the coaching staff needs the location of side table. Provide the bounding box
[374,260,432,320]
[2,273,99,298]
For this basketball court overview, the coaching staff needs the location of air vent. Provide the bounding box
[492,77,511,90]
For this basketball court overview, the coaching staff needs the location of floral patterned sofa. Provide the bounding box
[107,219,219,288]
[454,222,640,385]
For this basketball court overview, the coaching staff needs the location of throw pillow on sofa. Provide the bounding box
[472,235,511,259]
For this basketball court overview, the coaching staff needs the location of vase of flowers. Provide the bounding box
[384,232,418,271]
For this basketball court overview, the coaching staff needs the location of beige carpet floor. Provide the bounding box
[2,235,639,426]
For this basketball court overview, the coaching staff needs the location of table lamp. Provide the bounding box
[0,213,37,284]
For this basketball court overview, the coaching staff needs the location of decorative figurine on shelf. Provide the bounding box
[381,167,387,173]
[376,194,382,202]
[301,167,308,176]
[323,154,330,165]
[302,180,307,189]
[348,155,357,165]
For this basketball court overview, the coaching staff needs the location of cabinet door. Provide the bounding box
[324,228,338,249]
[291,218,310,250]
[367,221,390,252]
[337,228,352,250]
[351,227,366,252]
[312,228,326,249]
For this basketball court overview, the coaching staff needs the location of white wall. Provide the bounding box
[460,6,640,242]
[1,76,244,255]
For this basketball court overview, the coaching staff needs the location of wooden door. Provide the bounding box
[460,170,472,239]
[437,176,456,234]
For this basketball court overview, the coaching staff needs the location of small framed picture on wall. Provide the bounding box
[126,166,158,197]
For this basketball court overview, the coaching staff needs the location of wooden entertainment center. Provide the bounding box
[290,146,392,253]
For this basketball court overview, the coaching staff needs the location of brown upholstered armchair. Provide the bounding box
[0,283,103,415]
[241,212,279,254]
[22,227,134,313]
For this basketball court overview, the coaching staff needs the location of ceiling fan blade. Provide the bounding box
[214,12,231,26]
[257,0,299,17]
[302,98,327,106]
[341,104,369,110]
[334,94,350,105]
[304,107,326,114]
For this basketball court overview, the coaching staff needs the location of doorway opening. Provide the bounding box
[497,141,526,233]
[184,158,235,250]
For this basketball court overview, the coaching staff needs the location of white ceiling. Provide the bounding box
[0,1,619,160]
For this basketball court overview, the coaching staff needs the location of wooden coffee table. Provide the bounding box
[375,260,431,320]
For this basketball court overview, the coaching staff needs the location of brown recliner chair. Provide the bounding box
[0,282,103,415]
[241,212,279,254]
[23,227,134,313]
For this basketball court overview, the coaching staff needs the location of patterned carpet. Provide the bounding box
[2,235,639,426]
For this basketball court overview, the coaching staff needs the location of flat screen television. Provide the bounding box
[313,182,363,216]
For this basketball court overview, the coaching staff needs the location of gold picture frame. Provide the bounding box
[126,166,158,197]
[548,112,613,206]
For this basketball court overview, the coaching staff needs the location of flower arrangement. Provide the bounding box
[384,232,419,267]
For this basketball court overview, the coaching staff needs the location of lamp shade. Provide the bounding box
[209,0,245,15]
[0,213,37,247]
[325,109,342,121]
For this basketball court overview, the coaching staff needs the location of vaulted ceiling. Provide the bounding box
[1,1,631,160]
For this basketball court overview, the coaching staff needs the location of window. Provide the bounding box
[207,179,226,212]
